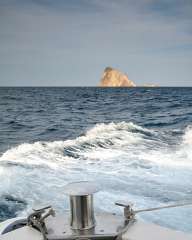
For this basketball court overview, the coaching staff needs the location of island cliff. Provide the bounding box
[99,67,136,87]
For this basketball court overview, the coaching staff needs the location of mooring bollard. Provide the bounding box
[63,181,100,230]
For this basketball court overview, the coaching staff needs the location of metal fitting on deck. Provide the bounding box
[64,181,100,230]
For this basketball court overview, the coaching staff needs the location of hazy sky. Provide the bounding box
[0,0,192,86]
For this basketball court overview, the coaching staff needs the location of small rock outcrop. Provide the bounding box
[99,67,136,87]
[143,84,157,87]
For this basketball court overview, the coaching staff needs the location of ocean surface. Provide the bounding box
[0,87,192,233]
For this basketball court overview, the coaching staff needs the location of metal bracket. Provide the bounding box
[115,200,135,221]
[27,205,55,240]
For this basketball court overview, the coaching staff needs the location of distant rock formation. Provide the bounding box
[143,84,158,87]
[99,67,136,87]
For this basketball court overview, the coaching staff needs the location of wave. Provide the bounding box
[0,122,143,165]
[0,122,158,171]
[0,122,191,168]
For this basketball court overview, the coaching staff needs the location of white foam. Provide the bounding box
[0,122,146,167]
[85,121,153,135]
[183,125,192,145]
[0,122,192,171]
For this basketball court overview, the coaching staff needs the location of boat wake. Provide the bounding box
[0,122,192,232]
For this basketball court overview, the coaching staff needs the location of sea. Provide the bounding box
[0,87,192,233]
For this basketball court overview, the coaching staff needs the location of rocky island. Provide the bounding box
[99,67,136,87]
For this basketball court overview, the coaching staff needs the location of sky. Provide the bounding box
[0,0,192,86]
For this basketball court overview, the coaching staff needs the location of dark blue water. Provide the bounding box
[0,87,192,233]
